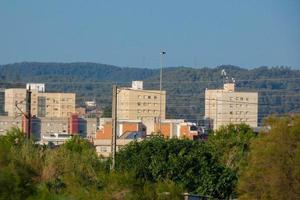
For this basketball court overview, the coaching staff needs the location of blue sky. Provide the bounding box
[0,0,299,68]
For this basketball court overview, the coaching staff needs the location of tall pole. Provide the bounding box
[159,51,166,132]
[26,86,32,139]
[111,85,117,170]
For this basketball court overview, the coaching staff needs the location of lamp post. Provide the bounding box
[159,51,166,132]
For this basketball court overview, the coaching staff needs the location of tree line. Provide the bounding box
[1,62,300,122]
[0,116,299,199]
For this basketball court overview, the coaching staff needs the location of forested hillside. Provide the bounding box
[1,62,300,124]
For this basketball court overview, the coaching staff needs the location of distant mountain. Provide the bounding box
[1,62,300,124]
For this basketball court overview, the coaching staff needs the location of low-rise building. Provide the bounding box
[0,115,98,141]
[156,120,199,139]
[95,119,145,139]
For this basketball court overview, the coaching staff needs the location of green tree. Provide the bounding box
[116,138,236,199]
[207,123,256,174]
[238,116,300,199]
[0,128,41,200]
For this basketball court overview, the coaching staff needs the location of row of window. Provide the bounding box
[138,95,158,100]
[230,97,249,101]
[137,102,159,106]
[229,118,250,122]
[229,111,250,115]
[119,109,159,114]
[32,106,73,110]
[137,109,159,114]
[210,103,250,108]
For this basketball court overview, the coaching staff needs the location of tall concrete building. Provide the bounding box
[205,83,258,130]
[117,81,166,121]
[5,87,75,118]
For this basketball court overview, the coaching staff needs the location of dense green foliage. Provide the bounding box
[207,124,256,174]
[1,117,300,199]
[0,129,185,199]
[1,62,300,122]
[238,116,300,199]
[116,138,236,199]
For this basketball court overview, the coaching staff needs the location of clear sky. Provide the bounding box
[0,0,299,68]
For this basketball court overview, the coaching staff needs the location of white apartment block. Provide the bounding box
[205,83,258,130]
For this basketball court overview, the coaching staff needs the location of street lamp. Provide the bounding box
[159,51,166,132]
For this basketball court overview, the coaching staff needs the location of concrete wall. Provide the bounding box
[0,116,22,135]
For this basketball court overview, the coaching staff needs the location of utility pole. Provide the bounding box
[159,51,166,132]
[111,85,117,170]
[26,86,32,139]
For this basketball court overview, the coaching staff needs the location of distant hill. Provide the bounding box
[1,62,300,124]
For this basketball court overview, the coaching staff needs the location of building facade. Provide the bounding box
[117,81,166,121]
[5,88,75,118]
[31,92,75,118]
[205,83,258,130]
[4,88,27,117]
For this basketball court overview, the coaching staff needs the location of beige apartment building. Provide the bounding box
[205,83,258,130]
[5,88,75,118]
[31,92,75,118]
[117,81,166,121]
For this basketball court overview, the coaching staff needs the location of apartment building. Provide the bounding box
[205,83,258,130]
[5,87,75,118]
[117,81,166,121]
[31,92,75,118]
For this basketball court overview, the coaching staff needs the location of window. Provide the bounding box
[240,97,243,101]
[138,95,142,99]
[148,96,151,99]
[137,102,141,106]
[100,146,107,152]
[154,96,157,99]
[230,111,233,115]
